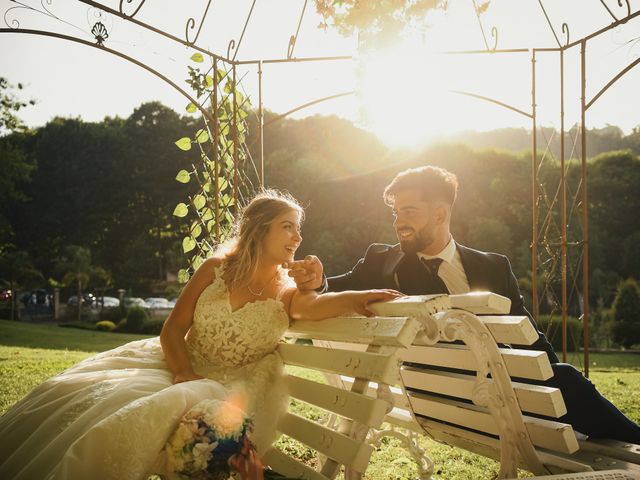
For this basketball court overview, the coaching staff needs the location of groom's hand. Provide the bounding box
[284,255,324,291]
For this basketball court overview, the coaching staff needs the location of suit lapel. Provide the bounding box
[382,244,404,288]
[456,242,483,290]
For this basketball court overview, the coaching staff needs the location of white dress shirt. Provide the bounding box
[417,237,471,294]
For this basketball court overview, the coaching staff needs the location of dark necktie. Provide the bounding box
[420,257,449,294]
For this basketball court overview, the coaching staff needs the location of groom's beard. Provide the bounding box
[397,225,435,254]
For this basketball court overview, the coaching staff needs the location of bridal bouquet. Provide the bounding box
[164,398,253,479]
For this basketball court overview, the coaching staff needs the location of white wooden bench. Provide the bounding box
[306,294,640,479]
[263,313,422,479]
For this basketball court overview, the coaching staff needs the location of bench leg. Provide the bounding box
[368,427,434,480]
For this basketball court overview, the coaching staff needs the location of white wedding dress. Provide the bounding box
[0,266,290,480]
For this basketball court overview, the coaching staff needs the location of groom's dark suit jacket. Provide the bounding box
[327,242,559,363]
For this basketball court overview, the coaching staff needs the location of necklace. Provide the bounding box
[247,272,278,296]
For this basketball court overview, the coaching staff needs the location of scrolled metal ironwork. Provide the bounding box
[118,0,146,18]
[185,0,211,46]
[91,20,107,45]
[226,38,236,59]
[287,0,308,59]
[561,22,570,46]
[599,0,631,22]
[4,0,56,29]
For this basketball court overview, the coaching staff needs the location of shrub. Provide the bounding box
[612,278,640,348]
[123,306,149,333]
[95,320,117,332]
[140,318,166,335]
[537,315,583,352]
[100,306,125,323]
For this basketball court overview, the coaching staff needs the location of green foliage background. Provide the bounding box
[1,97,640,315]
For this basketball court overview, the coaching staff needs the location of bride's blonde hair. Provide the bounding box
[220,189,304,290]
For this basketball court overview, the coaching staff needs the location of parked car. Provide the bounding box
[67,294,96,307]
[124,297,149,309]
[144,297,171,309]
[96,296,120,308]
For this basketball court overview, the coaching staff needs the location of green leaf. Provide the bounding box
[178,269,190,284]
[191,224,202,238]
[192,255,204,270]
[193,194,206,210]
[182,236,196,253]
[202,181,211,193]
[205,75,214,88]
[175,170,191,184]
[175,137,192,151]
[191,52,204,63]
[173,203,189,217]
[207,220,217,232]
[195,129,209,144]
[185,102,197,113]
[202,208,214,221]
[218,177,229,191]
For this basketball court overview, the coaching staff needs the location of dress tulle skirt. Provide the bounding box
[0,337,287,480]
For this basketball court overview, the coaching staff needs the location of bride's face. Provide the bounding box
[261,209,302,264]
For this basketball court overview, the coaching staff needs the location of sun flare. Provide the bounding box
[357,36,452,149]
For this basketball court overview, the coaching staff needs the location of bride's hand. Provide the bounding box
[229,437,264,480]
[352,289,404,317]
[173,371,204,384]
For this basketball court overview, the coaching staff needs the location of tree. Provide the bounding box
[55,246,95,322]
[612,278,640,348]
[0,78,35,245]
[0,245,43,320]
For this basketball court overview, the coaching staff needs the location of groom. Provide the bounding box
[290,165,640,443]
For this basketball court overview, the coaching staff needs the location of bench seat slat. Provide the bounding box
[278,413,374,473]
[286,317,422,348]
[279,343,401,385]
[407,391,579,454]
[401,343,554,381]
[401,366,566,418]
[286,375,390,427]
[262,447,328,480]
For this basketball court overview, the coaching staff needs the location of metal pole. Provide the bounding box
[581,40,591,377]
[213,58,220,239]
[258,60,264,186]
[560,48,568,362]
[232,64,239,209]
[531,50,540,323]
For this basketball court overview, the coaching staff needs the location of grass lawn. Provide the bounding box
[1,319,639,479]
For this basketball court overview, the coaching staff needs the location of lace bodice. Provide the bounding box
[185,266,290,369]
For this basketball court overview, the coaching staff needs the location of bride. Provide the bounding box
[0,189,400,480]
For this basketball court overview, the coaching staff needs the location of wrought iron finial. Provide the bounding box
[118,0,146,18]
[227,39,236,60]
[538,0,568,48]
[599,0,631,22]
[91,21,108,45]
[472,0,498,51]
[288,0,309,59]
[561,22,570,46]
[185,0,212,46]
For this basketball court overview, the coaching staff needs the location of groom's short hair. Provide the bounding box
[383,166,458,207]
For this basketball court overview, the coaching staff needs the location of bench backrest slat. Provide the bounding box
[407,391,579,454]
[286,316,421,347]
[286,375,390,427]
[402,343,554,381]
[278,343,401,385]
[401,366,567,418]
[277,412,375,473]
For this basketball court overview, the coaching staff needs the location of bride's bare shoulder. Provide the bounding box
[196,257,225,279]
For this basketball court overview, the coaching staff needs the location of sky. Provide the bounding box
[1,0,639,148]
